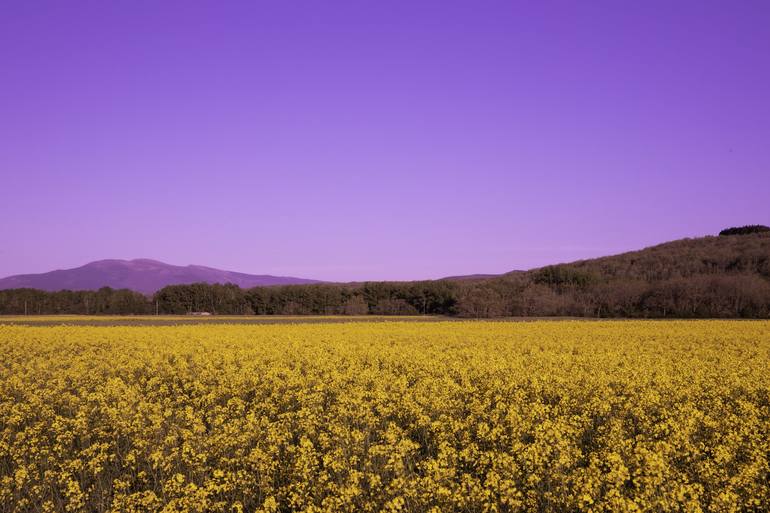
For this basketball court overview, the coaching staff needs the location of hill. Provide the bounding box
[1,232,768,317]
[516,232,770,282]
[471,232,770,318]
[0,259,321,294]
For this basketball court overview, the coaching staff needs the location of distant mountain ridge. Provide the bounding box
[0,259,321,294]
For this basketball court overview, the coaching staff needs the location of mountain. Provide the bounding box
[0,259,321,294]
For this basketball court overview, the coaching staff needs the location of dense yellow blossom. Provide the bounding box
[1,320,768,512]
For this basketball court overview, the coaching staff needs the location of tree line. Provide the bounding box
[719,225,769,236]
[2,233,769,318]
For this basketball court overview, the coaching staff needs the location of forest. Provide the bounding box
[2,231,769,318]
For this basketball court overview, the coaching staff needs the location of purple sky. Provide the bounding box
[1,1,768,281]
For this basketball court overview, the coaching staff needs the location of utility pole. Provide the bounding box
[156,300,159,316]
[24,300,28,316]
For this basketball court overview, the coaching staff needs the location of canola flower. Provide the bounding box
[0,320,768,512]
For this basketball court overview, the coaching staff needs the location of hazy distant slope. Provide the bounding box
[441,273,502,281]
[0,259,321,294]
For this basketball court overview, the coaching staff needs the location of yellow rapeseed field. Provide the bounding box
[1,320,768,513]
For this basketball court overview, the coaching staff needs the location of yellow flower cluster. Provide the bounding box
[1,320,768,512]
